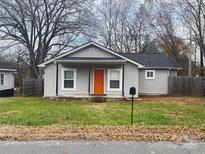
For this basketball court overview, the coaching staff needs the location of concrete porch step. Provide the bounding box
[90,97,107,102]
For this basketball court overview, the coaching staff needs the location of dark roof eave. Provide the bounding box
[0,69,17,72]
[139,67,180,70]
[54,59,127,64]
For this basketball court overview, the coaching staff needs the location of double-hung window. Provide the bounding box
[0,74,4,86]
[108,69,122,91]
[62,69,76,90]
[145,70,155,79]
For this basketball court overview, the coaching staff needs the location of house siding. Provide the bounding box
[58,64,123,97]
[139,69,176,95]
[169,70,178,76]
[124,62,139,97]
[43,62,139,98]
[58,64,89,96]
[42,43,179,98]
[0,72,15,91]
[44,63,56,97]
[90,64,123,97]
[69,46,118,58]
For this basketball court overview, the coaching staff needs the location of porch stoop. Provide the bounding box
[46,95,125,102]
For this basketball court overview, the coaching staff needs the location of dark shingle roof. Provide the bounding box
[120,53,179,68]
[0,62,16,70]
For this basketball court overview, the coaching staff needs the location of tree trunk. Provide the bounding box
[30,61,39,79]
[200,46,204,76]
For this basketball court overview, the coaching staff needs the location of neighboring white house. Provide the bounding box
[0,62,16,92]
[39,42,179,98]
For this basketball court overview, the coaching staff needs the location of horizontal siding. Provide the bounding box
[69,46,118,58]
[44,63,140,97]
[139,70,169,95]
[90,64,123,96]
[169,70,178,76]
[58,64,89,96]
[44,63,56,97]
[124,62,139,97]
[0,72,14,91]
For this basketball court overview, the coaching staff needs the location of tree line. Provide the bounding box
[0,0,204,79]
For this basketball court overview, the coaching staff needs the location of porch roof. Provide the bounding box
[54,57,127,64]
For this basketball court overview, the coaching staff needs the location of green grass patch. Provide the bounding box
[0,97,204,127]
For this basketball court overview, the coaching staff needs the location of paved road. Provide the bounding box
[0,140,204,154]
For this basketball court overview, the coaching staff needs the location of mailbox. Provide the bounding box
[129,87,136,125]
[129,87,136,95]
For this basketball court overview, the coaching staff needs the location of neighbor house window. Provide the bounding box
[0,74,4,86]
[145,70,155,79]
[107,69,122,91]
[62,68,76,90]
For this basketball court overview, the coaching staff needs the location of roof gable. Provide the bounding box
[38,42,144,67]
[67,45,119,58]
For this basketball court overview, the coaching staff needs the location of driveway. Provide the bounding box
[0,140,204,154]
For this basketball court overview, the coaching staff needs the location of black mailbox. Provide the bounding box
[129,87,136,95]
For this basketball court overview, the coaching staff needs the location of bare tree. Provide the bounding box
[0,0,93,78]
[97,0,121,50]
[96,0,154,53]
[144,1,185,62]
[178,0,205,76]
[124,4,155,53]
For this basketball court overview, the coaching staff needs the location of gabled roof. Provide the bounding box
[120,53,179,69]
[38,41,179,69]
[0,62,17,71]
[38,42,144,68]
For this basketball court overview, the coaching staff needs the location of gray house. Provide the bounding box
[0,62,16,92]
[39,42,179,98]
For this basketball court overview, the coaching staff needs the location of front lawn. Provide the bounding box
[0,97,205,127]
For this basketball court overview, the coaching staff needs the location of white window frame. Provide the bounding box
[62,68,76,90]
[145,70,155,79]
[0,73,4,86]
[107,68,122,91]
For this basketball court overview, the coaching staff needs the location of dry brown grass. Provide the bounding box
[0,125,204,142]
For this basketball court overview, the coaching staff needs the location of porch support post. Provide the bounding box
[122,64,125,97]
[56,63,59,96]
[88,64,91,95]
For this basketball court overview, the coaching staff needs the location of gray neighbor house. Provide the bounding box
[39,42,179,99]
[0,62,16,96]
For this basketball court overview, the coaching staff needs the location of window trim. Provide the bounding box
[145,70,155,79]
[62,68,76,90]
[107,68,122,91]
[0,73,5,86]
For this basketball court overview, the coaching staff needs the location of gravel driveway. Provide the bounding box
[0,140,204,154]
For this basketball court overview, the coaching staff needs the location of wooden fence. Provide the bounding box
[23,79,44,96]
[168,76,205,96]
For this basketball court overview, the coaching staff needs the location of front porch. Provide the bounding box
[54,58,126,99]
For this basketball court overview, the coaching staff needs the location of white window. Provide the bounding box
[0,74,4,86]
[145,70,155,79]
[107,69,122,91]
[62,68,76,90]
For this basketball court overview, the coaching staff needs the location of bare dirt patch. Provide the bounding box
[140,96,205,105]
[0,125,204,142]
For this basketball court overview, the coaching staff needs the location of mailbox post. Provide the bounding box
[129,87,136,125]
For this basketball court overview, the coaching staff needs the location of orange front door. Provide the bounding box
[94,69,104,95]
